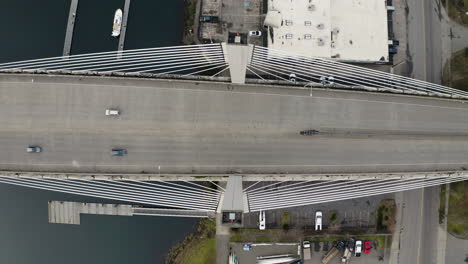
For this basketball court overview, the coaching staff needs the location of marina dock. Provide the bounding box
[118,0,131,52]
[63,0,79,56]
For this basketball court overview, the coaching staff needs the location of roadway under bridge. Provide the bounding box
[0,73,467,176]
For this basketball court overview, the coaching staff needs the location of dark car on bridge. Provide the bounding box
[111,149,127,156]
[26,146,42,153]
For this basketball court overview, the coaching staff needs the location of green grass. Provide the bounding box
[304,236,345,242]
[281,212,291,230]
[446,0,468,25]
[185,1,197,28]
[329,211,338,224]
[446,181,468,239]
[178,238,216,264]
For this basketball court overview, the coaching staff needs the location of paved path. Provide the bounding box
[0,74,468,174]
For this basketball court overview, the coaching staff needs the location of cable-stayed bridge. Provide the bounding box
[0,43,467,214]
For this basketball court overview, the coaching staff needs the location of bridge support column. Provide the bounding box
[218,175,248,227]
[221,43,253,84]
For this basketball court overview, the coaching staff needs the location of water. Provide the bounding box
[0,0,194,263]
[0,184,197,264]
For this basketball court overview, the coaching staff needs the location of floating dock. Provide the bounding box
[63,0,79,56]
[118,0,131,52]
[48,201,212,225]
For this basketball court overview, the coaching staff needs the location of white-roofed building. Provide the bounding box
[264,0,390,63]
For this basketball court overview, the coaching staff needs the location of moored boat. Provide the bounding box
[111,9,123,37]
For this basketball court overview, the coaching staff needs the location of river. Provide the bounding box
[0,1,196,264]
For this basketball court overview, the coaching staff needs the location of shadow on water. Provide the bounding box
[0,183,197,264]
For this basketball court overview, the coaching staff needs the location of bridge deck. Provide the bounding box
[1,74,468,175]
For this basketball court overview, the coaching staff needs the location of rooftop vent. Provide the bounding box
[318,38,325,46]
[317,23,325,29]
[285,33,293,39]
[304,34,312,40]
[308,4,316,11]
[305,21,312,26]
[285,20,293,26]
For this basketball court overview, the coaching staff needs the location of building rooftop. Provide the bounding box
[265,0,389,62]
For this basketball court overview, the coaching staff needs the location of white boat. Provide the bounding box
[111,9,123,37]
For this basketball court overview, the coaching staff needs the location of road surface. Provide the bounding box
[0,74,468,174]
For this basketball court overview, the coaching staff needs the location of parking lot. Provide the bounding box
[305,239,389,264]
[244,189,395,232]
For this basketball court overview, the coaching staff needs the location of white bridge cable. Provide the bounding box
[0,178,215,211]
[120,180,221,198]
[4,48,225,70]
[245,180,349,195]
[249,177,468,211]
[132,179,223,194]
[250,52,444,97]
[248,177,467,211]
[181,180,225,193]
[253,46,468,96]
[37,178,219,209]
[42,51,226,71]
[185,64,229,77]
[248,178,458,211]
[96,180,221,202]
[151,61,228,76]
[250,52,412,94]
[252,46,468,97]
[248,178,421,204]
[0,43,224,69]
[0,177,218,211]
[96,58,226,74]
[0,44,226,76]
[248,178,406,200]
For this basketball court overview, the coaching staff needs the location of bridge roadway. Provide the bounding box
[0,73,467,175]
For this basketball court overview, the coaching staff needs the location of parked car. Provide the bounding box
[315,211,322,231]
[389,47,398,54]
[26,146,42,153]
[303,241,311,248]
[259,210,266,230]
[335,241,345,250]
[249,30,262,37]
[111,149,127,156]
[355,240,363,257]
[347,238,356,252]
[388,39,400,46]
[364,240,372,254]
[199,16,219,23]
[105,109,120,116]
[243,243,252,251]
[289,73,296,83]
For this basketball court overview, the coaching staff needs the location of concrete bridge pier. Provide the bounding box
[221,43,253,84]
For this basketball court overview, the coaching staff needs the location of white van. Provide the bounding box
[105,109,119,116]
[259,210,266,230]
[315,211,322,231]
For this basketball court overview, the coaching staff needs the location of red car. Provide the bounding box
[364,240,372,254]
